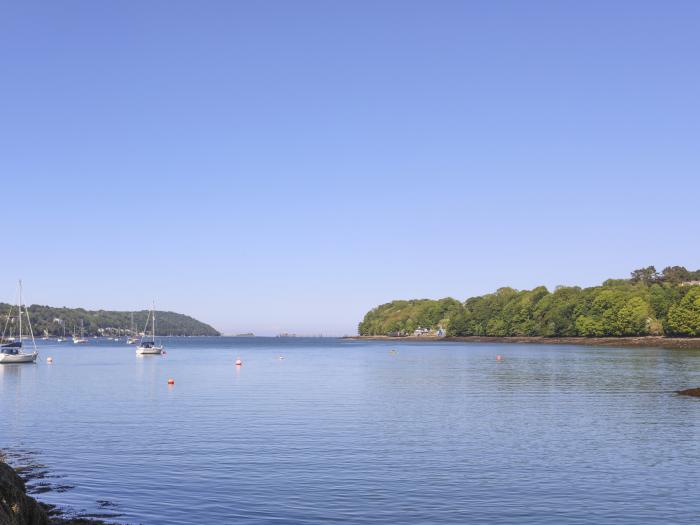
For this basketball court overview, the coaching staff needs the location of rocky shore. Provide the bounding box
[0,457,108,525]
[677,388,700,397]
[0,460,48,525]
[346,335,700,350]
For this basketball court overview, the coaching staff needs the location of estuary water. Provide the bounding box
[1,337,699,524]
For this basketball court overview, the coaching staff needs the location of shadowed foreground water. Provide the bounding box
[1,337,699,524]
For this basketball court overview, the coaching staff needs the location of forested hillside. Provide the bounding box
[0,304,220,337]
[358,266,700,338]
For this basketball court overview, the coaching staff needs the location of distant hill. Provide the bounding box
[0,304,220,337]
[359,265,700,338]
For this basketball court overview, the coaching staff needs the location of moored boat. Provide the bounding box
[136,302,164,355]
[73,320,88,344]
[126,312,138,344]
[0,281,39,364]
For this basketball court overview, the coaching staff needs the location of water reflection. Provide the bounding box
[0,363,25,379]
[1,338,700,525]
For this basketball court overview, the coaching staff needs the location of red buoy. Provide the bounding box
[496,355,503,361]
[167,378,175,385]
[235,359,242,366]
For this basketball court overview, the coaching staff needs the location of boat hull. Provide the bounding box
[136,346,163,355]
[0,352,38,364]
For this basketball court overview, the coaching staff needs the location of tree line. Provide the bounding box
[0,304,220,337]
[358,266,700,338]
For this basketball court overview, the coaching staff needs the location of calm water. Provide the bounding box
[1,337,699,524]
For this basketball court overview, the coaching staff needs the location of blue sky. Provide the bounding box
[1,2,698,335]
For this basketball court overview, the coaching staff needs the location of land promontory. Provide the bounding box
[0,304,220,337]
[358,265,700,341]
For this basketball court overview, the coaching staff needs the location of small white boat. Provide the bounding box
[73,320,88,344]
[126,313,138,344]
[0,281,39,364]
[136,341,163,355]
[136,302,164,355]
[0,347,38,364]
[56,321,66,343]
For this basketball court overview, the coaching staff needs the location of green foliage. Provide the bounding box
[630,266,660,284]
[358,298,462,336]
[0,304,220,337]
[666,288,700,336]
[358,266,700,337]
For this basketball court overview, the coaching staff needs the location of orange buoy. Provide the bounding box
[46,357,53,364]
[167,378,175,385]
[235,359,242,366]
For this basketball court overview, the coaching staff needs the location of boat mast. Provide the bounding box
[152,301,156,342]
[18,280,22,343]
[17,280,38,352]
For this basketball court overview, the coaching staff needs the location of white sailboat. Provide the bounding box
[0,281,39,364]
[73,320,88,344]
[136,302,164,355]
[126,312,138,344]
[56,320,66,342]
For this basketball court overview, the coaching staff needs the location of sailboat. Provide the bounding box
[136,302,164,355]
[73,320,88,344]
[57,321,66,342]
[126,312,138,344]
[0,281,39,364]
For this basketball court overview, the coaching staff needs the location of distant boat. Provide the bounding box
[0,281,38,364]
[136,302,164,355]
[73,320,88,344]
[126,312,138,344]
[57,320,66,342]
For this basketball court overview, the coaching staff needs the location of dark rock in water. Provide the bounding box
[677,387,700,397]
[0,460,49,524]
[1,460,109,525]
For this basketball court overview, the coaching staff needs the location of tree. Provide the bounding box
[666,287,700,336]
[630,266,660,284]
[614,297,650,335]
[661,266,691,284]
[358,265,700,338]
[447,311,471,336]
[575,315,604,337]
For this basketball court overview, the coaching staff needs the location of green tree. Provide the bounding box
[630,266,660,284]
[666,287,700,336]
[661,266,691,284]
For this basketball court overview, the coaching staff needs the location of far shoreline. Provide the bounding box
[344,335,700,350]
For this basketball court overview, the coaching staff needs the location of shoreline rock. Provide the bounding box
[677,388,700,397]
[0,459,109,525]
[0,460,49,525]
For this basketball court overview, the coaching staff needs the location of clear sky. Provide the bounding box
[1,2,698,335]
